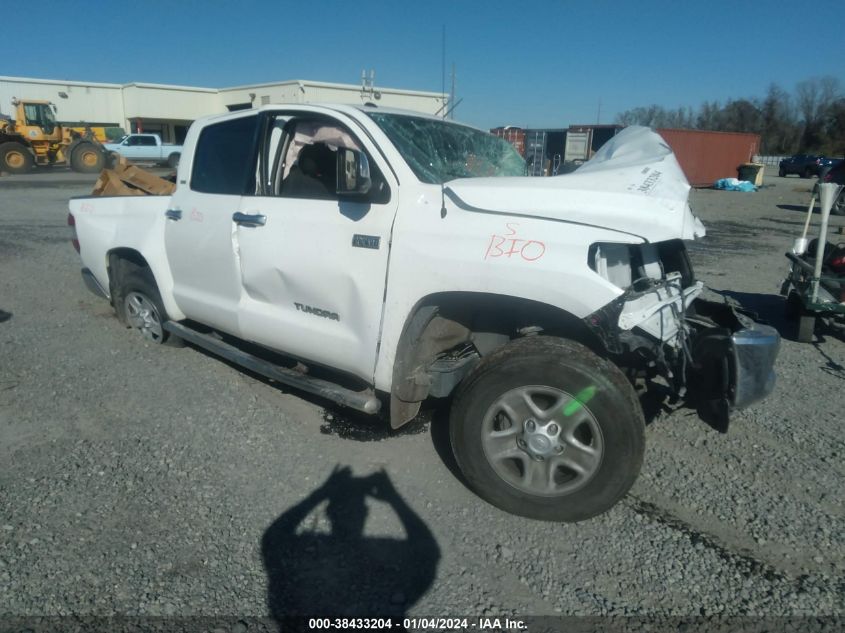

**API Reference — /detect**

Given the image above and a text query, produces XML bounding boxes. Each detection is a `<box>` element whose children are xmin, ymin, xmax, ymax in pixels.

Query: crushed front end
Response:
<box><xmin>585</xmin><ymin>239</ymin><xmax>780</xmax><ymax>430</ymax></box>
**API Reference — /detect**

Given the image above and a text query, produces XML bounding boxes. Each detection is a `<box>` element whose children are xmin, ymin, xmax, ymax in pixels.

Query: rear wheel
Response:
<box><xmin>449</xmin><ymin>336</ymin><xmax>644</xmax><ymax>522</ymax></box>
<box><xmin>70</xmin><ymin>142</ymin><xmax>105</xmax><ymax>173</ymax></box>
<box><xmin>115</xmin><ymin>266</ymin><xmax>182</xmax><ymax>346</ymax></box>
<box><xmin>167</xmin><ymin>152</ymin><xmax>180</xmax><ymax>169</ymax></box>
<box><xmin>802</xmin><ymin>167</ymin><xmax>812</xmax><ymax>179</ymax></box>
<box><xmin>778</xmin><ymin>167</ymin><xmax>786</xmax><ymax>177</ymax></box>
<box><xmin>0</xmin><ymin>142</ymin><xmax>34</xmax><ymax>174</ymax></box>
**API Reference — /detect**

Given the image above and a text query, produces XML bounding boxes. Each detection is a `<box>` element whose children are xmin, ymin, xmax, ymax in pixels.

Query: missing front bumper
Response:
<box><xmin>585</xmin><ymin>294</ymin><xmax>780</xmax><ymax>430</ymax></box>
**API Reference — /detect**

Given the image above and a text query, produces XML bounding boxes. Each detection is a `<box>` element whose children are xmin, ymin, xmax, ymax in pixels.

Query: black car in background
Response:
<box><xmin>816</xmin><ymin>160</ymin><xmax>845</xmax><ymax>215</ymax></box>
<box><xmin>779</xmin><ymin>154</ymin><xmax>829</xmax><ymax>178</ymax></box>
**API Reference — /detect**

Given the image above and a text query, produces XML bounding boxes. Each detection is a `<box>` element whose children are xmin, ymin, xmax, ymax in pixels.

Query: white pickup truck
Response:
<box><xmin>69</xmin><ymin>105</ymin><xmax>779</xmax><ymax>521</ymax></box>
<box><xmin>104</xmin><ymin>133</ymin><xmax>182</xmax><ymax>167</ymax></box>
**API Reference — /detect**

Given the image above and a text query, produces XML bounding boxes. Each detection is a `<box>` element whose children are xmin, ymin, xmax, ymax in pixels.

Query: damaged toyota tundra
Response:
<box><xmin>68</xmin><ymin>106</ymin><xmax>780</xmax><ymax>521</ymax></box>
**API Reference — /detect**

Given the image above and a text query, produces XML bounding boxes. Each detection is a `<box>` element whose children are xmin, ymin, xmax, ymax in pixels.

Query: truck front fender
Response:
<box><xmin>389</xmin><ymin>305</ymin><xmax>472</xmax><ymax>429</ymax></box>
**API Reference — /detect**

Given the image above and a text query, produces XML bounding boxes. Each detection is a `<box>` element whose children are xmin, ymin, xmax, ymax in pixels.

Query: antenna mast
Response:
<box><xmin>450</xmin><ymin>63</ymin><xmax>456</xmax><ymax>120</ymax></box>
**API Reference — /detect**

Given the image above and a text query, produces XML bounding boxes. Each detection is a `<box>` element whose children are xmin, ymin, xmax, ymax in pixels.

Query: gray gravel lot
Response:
<box><xmin>1</xmin><ymin>167</ymin><xmax>843</xmax><ymax>622</ymax></box>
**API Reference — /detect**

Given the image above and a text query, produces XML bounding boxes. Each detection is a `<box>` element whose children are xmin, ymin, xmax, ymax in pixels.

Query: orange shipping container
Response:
<box><xmin>656</xmin><ymin>128</ymin><xmax>760</xmax><ymax>187</ymax></box>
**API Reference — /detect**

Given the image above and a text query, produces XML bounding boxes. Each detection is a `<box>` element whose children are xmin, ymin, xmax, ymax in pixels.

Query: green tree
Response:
<box><xmin>614</xmin><ymin>75</ymin><xmax>842</xmax><ymax>155</ymax></box>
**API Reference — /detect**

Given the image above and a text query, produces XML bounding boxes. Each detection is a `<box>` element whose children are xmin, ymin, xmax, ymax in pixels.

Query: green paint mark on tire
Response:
<box><xmin>563</xmin><ymin>385</ymin><xmax>597</xmax><ymax>416</ymax></box>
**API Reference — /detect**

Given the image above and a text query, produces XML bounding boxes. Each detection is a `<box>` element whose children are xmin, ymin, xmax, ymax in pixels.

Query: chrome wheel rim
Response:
<box><xmin>481</xmin><ymin>385</ymin><xmax>604</xmax><ymax>497</ymax></box>
<box><xmin>124</xmin><ymin>291</ymin><xmax>164</xmax><ymax>343</ymax></box>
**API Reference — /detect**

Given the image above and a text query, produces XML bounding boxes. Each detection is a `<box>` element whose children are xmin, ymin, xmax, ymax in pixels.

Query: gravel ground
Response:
<box><xmin>1</xmin><ymin>169</ymin><xmax>843</xmax><ymax>624</ymax></box>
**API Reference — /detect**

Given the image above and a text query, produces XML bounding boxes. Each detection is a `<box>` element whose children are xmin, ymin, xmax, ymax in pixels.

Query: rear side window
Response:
<box><xmin>191</xmin><ymin>115</ymin><xmax>259</xmax><ymax>194</ymax></box>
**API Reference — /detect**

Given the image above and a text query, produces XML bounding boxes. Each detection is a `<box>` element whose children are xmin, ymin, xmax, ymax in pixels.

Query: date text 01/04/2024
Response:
<box><xmin>307</xmin><ymin>617</ymin><xmax>527</xmax><ymax>630</ymax></box>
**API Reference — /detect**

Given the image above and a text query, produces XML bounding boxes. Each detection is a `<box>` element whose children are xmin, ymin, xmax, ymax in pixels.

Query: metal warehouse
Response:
<box><xmin>0</xmin><ymin>75</ymin><xmax>447</xmax><ymax>144</ymax></box>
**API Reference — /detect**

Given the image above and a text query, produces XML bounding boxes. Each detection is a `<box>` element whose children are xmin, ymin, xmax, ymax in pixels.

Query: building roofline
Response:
<box><xmin>1</xmin><ymin>75</ymin><xmax>445</xmax><ymax>99</ymax></box>
<box><xmin>0</xmin><ymin>75</ymin><xmax>122</xmax><ymax>89</ymax></box>
<box><xmin>122</xmin><ymin>82</ymin><xmax>218</xmax><ymax>93</ymax></box>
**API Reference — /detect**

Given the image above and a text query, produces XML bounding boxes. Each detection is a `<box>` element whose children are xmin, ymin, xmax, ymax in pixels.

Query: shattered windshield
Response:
<box><xmin>367</xmin><ymin>112</ymin><xmax>525</xmax><ymax>184</ymax></box>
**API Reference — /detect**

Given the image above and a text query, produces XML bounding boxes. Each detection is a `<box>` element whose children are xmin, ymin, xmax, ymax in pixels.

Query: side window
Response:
<box><xmin>140</xmin><ymin>136</ymin><xmax>157</xmax><ymax>146</ymax></box>
<box><xmin>267</xmin><ymin>117</ymin><xmax>390</xmax><ymax>204</ymax></box>
<box><xmin>191</xmin><ymin>115</ymin><xmax>259</xmax><ymax>195</ymax></box>
<box><xmin>24</xmin><ymin>105</ymin><xmax>40</xmax><ymax>126</ymax></box>
<box><xmin>126</xmin><ymin>136</ymin><xmax>140</xmax><ymax>146</ymax></box>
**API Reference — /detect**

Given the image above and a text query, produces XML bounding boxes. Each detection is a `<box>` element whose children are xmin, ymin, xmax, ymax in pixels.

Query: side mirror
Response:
<box><xmin>336</xmin><ymin>148</ymin><xmax>371</xmax><ymax>196</ymax></box>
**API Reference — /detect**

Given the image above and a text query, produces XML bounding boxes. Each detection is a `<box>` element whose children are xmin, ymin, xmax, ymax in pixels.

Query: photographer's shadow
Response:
<box><xmin>261</xmin><ymin>467</ymin><xmax>440</xmax><ymax>624</ymax></box>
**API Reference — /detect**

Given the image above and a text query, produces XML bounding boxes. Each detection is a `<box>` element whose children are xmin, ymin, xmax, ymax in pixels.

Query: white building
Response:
<box><xmin>0</xmin><ymin>75</ymin><xmax>448</xmax><ymax>144</ymax></box>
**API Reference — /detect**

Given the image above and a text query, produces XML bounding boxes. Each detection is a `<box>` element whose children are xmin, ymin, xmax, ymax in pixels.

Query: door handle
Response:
<box><xmin>232</xmin><ymin>212</ymin><xmax>267</xmax><ymax>227</ymax></box>
<box><xmin>165</xmin><ymin>209</ymin><xmax>182</xmax><ymax>221</ymax></box>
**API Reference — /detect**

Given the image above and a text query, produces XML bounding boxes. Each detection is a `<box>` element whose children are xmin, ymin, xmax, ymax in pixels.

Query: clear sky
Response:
<box><xmin>9</xmin><ymin>0</ymin><xmax>844</xmax><ymax>130</ymax></box>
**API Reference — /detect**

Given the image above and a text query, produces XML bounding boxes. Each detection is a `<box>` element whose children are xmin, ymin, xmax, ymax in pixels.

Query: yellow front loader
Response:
<box><xmin>0</xmin><ymin>98</ymin><xmax>114</xmax><ymax>174</ymax></box>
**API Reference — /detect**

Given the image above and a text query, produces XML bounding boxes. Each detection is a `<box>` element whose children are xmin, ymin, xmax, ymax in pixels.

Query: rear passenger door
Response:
<box><xmin>233</xmin><ymin>110</ymin><xmax>399</xmax><ymax>382</ymax></box>
<box><xmin>164</xmin><ymin>113</ymin><xmax>260</xmax><ymax>336</ymax></box>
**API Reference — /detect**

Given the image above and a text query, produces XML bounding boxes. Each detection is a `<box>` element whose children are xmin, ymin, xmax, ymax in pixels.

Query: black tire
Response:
<box><xmin>802</xmin><ymin>167</ymin><xmax>812</xmax><ymax>179</ymax></box>
<box><xmin>785</xmin><ymin>290</ymin><xmax>802</xmax><ymax>321</ymax></box>
<box><xmin>113</xmin><ymin>265</ymin><xmax>182</xmax><ymax>347</ymax></box>
<box><xmin>778</xmin><ymin>168</ymin><xmax>785</xmax><ymax>177</ymax></box>
<box><xmin>797</xmin><ymin>312</ymin><xmax>815</xmax><ymax>343</ymax></box>
<box><xmin>449</xmin><ymin>336</ymin><xmax>644</xmax><ymax>522</ymax></box>
<box><xmin>70</xmin><ymin>142</ymin><xmax>105</xmax><ymax>173</ymax></box>
<box><xmin>0</xmin><ymin>142</ymin><xmax>34</xmax><ymax>174</ymax></box>
<box><xmin>832</xmin><ymin>197</ymin><xmax>845</xmax><ymax>216</ymax></box>
<box><xmin>167</xmin><ymin>152</ymin><xmax>180</xmax><ymax>169</ymax></box>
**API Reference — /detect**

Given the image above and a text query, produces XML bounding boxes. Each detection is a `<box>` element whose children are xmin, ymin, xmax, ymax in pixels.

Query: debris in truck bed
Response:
<box><xmin>91</xmin><ymin>158</ymin><xmax>175</xmax><ymax>196</ymax></box>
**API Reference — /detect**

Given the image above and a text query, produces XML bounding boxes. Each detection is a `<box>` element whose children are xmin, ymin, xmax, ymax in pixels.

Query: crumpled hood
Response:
<box><xmin>445</xmin><ymin>126</ymin><xmax>706</xmax><ymax>242</ymax></box>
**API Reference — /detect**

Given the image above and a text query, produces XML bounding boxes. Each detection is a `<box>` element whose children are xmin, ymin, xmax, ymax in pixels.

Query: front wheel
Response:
<box><xmin>70</xmin><ymin>142</ymin><xmax>105</xmax><ymax>173</ymax></box>
<box><xmin>0</xmin><ymin>142</ymin><xmax>34</xmax><ymax>174</ymax></box>
<box><xmin>449</xmin><ymin>336</ymin><xmax>644</xmax><ymax>522</ymax></box>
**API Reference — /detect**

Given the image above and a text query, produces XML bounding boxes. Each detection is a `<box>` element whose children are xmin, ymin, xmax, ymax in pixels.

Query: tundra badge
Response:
<box><xmin>294</xmin><ymin>303</ymin><xmax>340</xmax><ymax>321</ymax></box>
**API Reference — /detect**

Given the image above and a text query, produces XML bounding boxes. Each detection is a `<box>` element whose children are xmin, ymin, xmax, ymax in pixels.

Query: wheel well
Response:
<box><xmin>389</xmin><ymin>291</ymin><xmax>605</xmax><ymax>428</ymax></box>
<box><xmin>0</xmin><ymin>135</ymin><xmax>33</xmax><ymax>150</ymax></box>
<box><xmin>69</xmin><ymin>139</ymin><xmax>99</xmax><ymax>155</ymax></box>
<box><xmin>107</xmin><ymin>248</ymin><xmax>149</xmax><ymax>273</ymax></box>
<box><xmin>107</xmin><ymin>249</ymin><xmax>153</xmax><ymax>322</ymax></box>
<box><xmin>421</xmin><ymin>292</ymin><xmax>603</xmax><ymax>353</ymax></box>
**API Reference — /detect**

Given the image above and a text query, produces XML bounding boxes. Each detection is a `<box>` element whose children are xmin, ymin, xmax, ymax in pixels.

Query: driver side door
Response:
<box><xmin>233</xmin><ymin>111</ymin><xmax>399</xmax><ymax>382</ymax></box>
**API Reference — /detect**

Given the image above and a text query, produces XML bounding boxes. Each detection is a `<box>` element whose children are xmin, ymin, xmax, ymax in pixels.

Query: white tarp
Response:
<box><xmin>446</xmin><ymin>126</ymin><xmax>706</xmax><ymax>242</ymax></box>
